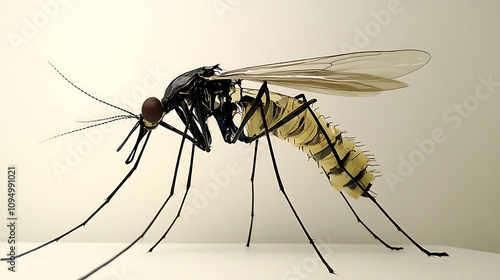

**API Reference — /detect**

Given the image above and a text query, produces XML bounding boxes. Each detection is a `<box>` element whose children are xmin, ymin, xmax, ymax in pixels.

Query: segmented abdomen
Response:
<box><xmin>239</xmin><ymin>89</ymin><xmax>375</xmax><ymax>199</ymax></box>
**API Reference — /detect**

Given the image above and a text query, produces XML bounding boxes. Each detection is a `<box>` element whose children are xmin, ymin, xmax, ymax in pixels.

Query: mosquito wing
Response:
<box><xmin>208</xmin><ymin>49</ymin><xmax>431</xmax><ymax>97</ymax></box>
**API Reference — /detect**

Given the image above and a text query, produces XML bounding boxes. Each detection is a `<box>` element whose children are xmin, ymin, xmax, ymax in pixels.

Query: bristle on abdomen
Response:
<box><xmin>240</xmin><ymin>90</ymin><xmax>376</xmax><ymax>199</ymax></box>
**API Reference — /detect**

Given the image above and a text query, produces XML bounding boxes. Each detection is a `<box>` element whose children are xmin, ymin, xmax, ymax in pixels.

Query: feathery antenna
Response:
<box><xmin>42</xmin><ymin>62</ymin><xmax>140</xmax><ymax>143</ymax></box>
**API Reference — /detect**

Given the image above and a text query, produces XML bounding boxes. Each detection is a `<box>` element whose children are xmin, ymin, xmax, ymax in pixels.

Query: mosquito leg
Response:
<box><xmin>0</xmin><ymin>129</ymin><xmax>152</xmax><ymax>263</ymax></box>
<box><xmin>245</xmin><ymin>98</ymin><xmax>317</xmax><ymax>142</ymax></box>
<box><xmin>360</xmin><ymin>193</ymin><xmax>448</xmax><ymax>257</ymax></box>
<box><xmin>231</xmin><ymin>84</ymin><xmax>317</xmax><ymax>144</ymax></box>
<box><xmin>230</xmin><ymin>81</ymin><xmax>269</xmax><ymax>144</ymax></box>
<box><xmin>339</xmin><ymin>192</ymin><xmax>403</xmax><ymax>251</ymax></box>
<box><xmin>78</xmin><ymin>102</ymin><xmax>197</xmax><ymax>279</ymax></box>
<box><xmin>235</xmin><ymin>91</ymin><xmax>402</xmax><ymax>253</ymax></box>
<box><xmin>231</xmin><ymin>87</ymin><xmax>321</xmax><ymax>249</ymax></box>
<box><xmin>230</xmin><ymin>84</ymin><xmax>318</xmax><ymax>247</ymax></box>
<box><xmin>294</xmin><ymin>94</ymin><xmax>448</xmax><ymax>257</ymax></box>
<box><xmin>246</xmin><ymin>139</ymin><xmax>258</xmax><ymax>247</ymax></box>
<box><xmin>148</xmin><ymin>143</ymin><xmax>196</xmax><ymax>252</ymax></box>
<box><xmin>258</xmin><ymin>101</ymin><xmax>335</xmax><ymax>274</ymax></box>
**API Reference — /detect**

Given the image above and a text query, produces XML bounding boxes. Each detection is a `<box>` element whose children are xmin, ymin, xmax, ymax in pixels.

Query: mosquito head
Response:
<box><xmin>141</xmin><ymin>97</ymin><xmax>165</xmax><ymax>130</ymax></box>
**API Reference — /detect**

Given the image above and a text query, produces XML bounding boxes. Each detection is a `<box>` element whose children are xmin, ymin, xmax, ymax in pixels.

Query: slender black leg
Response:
<box><xmin>78</xmin><ymin>103</ymin><xmax>197</xmax><ymax>279</ymax></box>
<box><xmin>227</xmin><ymin>84</ymin><xmax>321</xmax><ymax>249</ymax></box>
<box><xmin>229</xmin><ymin>85</ymin><xmax>317</xmax><ymax>144</ymax></box>
<box><xmin>339</xmin><ymin>192</ymin><xmax>403</xmax><ymax>251</ymax></box>
<box><xmin>245</xmin><ymin>139</ymin><xmax>258</xmax><ymax>247</ymax></box>
<box><xmin>230</xmin><ymin>81</ymin><xmax>269</xmax><ymax>144</ymax></box>
<box><xmin>294</xmin><ymin>94</ymin><xmax>448</xmax><ymax>257</ymax></box>
<box><xmin>229</xmin><ymin>88</ymin><xmax>404</xmax><ymax>254</ymax></box>
<box><xmin>359</xmin><ymin>193</ymin><xmax>448</xmax><ymax>257</ymax></box>
<box><xmin>245</xmin><ymin>99</ymin><xmax>317</xmax><ymax>142</ymax></box>
<box><xmin>258</xmin><ymin>102</ymin><xmax>335</xmax><ymax>274</ymax></box>
<box><xmin>148</xmin><ymin>142</ymin><xmax>196</xmax><ymax>252</ymax></box>
<box><xmin>0</xmin><ymin>129</ymin><xmax>152</xmax><ymax>263</ymax></box>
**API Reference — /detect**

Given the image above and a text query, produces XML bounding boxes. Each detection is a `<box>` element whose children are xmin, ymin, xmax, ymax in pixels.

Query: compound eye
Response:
<box><xmin>141</xmin><ymin>97</ymin><xmax>164</xmax><ymax>124</ymax></box>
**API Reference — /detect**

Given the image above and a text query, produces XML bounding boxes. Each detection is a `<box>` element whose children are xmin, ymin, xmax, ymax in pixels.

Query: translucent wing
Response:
<box><xmin>208</xmin><ymin>49</ymin><xmax>430</xmax><ymax>96</ymax></box>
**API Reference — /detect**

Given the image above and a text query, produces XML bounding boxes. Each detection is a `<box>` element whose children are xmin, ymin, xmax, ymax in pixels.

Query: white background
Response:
<box><xmin>1</xmin><ymin>0</ymin><xmax>499</xmax><ymax>265</ymax></box>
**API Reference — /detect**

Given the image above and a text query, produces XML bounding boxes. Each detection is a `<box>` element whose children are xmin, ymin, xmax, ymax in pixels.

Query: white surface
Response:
<box><xmin>1</xmin><ymin>243</ymin><xmax>498</xmax><ymax>280</ymax></box>
<box><xmin>0</xmin><ymin>0</ymin><xmax>500</xmax><ymax>255</ymax></box>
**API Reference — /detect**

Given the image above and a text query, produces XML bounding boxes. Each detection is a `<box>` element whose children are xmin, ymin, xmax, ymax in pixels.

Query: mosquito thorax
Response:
<box><xmin>141</xmin><ymin>97</ymin><xmax>164</xmax><ymax>130</ymax></box>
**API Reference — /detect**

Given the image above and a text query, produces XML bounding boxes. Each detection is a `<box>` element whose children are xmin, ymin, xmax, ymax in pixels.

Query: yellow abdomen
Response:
<box><xmin>239</xmin><ymin>89</ymin><xmax>375</xmax><ymax>199</ymax></box>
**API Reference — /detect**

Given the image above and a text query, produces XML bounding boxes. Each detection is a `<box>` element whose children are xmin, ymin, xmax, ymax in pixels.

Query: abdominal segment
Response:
<box><xmin>239</xmin><ymin>89</ymin><xmax>375</xmax><ymax>199</ymax></box>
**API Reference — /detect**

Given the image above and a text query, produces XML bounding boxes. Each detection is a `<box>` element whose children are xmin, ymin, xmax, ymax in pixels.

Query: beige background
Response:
<box><xmin>1</xmin><ymin>0</ymin><xmax>499</xmax><ymax>257</ymax></box>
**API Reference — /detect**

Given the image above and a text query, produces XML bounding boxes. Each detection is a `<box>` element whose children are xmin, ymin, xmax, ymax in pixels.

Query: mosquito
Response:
<box><xmin>1</xmin><ymin>49</ymin><xmax>448</xmax><ymax>279</ymax></box>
